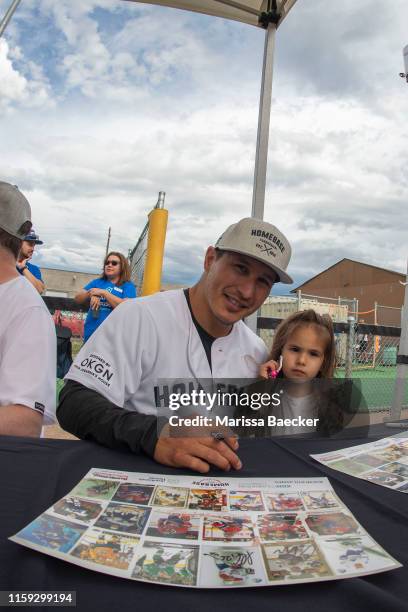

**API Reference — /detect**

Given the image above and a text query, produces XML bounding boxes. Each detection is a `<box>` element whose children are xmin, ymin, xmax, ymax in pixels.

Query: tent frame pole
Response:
<box><xmin>251</xmin><ymin>22</ymin><xmax>276</xmax><ymax>221</ymax></box>
<box><xmin>0</xmin><ymin>0</ymin><xmax>22</xmax><ymax>38</ymax></box>
<box><xmin>247</xmin><ymin>4</ymin><xmax>280</xmax><ymax>334</ymax></box>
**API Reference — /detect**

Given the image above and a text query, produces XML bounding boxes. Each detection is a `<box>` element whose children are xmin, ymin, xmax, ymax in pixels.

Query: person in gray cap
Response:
<box><xmin>0</xmin><ymin>182</ymin><xmax>56</xmax><ymax>436</ymax></box>
<box><xmin>58</xmin><ymin>218</ymin><xmax>293</xmax><ymax>471</ymax></box>
<box><xmin>16</xmin><ymin>228</ymin><xmax>45</xmax><ymax>294</ymax></box>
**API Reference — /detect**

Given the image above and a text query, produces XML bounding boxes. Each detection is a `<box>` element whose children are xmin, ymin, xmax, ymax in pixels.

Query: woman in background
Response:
<box><xmin>75</xmin><ymin>252</ymin><xmax>136</xmax><ymax>342</ymax></box>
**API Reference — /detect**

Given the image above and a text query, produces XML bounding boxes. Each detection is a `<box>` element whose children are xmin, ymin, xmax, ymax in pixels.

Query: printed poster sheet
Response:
<box><xmin>10</xmin><ymin>469</ymin><xmax>401</xmax><ymax>589</ymax></box>
<box><xmin>311</xmin><ymin>434</ymin><xmax>408</xmax><ymax>493</ymax></box>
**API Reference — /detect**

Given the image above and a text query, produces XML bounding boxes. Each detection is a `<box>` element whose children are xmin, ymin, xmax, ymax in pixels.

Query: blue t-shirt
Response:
<box><xmin>17</xmin><ymin>261</ymin><xmax>42</xmax><ymax>280</ymax></box>
<box><xmin>83</xmin><ymin>278</ymin><xmax>137</xmax><ymax>341</ymax></box>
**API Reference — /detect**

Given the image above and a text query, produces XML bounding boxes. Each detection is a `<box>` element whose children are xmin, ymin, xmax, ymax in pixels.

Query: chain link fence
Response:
<box><xmin>128</xmin><ymin>222</ymin><xmax>148</xmax><ymax>295</ymax></box>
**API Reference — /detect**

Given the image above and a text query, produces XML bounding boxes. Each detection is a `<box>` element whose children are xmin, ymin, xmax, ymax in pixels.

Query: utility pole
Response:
<box><xmin>0</xmin><ymin>0</ymin><xmax>22</xmax><ymax>38</ymax></box>
<box><xmin>105</xmin><ymin>227</ymin><xmax>111</xmax><ymax>256</ymax></box>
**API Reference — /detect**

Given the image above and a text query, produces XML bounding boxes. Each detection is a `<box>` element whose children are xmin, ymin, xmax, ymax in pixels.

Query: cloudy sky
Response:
<box><xmin>0</xmin><ymin>0</ymin><xmax>407</xmax><ymax>293</ymax></box>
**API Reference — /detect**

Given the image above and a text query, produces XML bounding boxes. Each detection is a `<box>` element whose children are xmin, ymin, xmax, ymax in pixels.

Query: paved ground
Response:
<box><xmin>43</xmin><ymin>424</ymin><xmax>77</xmax><ymax>440</ymax></box>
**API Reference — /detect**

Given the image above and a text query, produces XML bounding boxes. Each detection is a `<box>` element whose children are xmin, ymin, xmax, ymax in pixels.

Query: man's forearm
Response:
<box><xmin>57</xmin><ymin>380</ymin><xmax>158</xmax><ymax>456</ymax></box>
<box><xmin>22</xmin><ymin>268</ymin><xmax>44</xmax><ymax>294</ymax></box>
<box><xmin>0</xmin><ymin>404</ymin><xmax>42</xmax><ymax>437</ymax></box>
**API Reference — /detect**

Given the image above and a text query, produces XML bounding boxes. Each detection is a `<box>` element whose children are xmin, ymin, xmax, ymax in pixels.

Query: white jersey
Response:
<box><xmin>66</xmin><ymin>289</ymin><xmax>268</xmax><ymax>415</ymax></box>
<box><xmin>0</xmin><ymin>276</ymin><xmax>56</xmax><ymax>424</ymax></box>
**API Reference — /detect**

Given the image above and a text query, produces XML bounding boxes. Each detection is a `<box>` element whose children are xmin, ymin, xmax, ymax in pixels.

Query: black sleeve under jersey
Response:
<box><xmin>57</xmin><ymin>380</ymin><xmax>158</xmax><ymax>457</ymax></box>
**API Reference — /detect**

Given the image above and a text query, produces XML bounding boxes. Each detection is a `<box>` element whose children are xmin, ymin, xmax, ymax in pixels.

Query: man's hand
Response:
<box><xmin>16</xmin><ymin>258</ymin><xmax>29</xmax><ymax>270</ymax></box>
<box><xmin>154</xmin><ymin>433</ymin><xmax>242</xmax><ymax>474</ymax></box>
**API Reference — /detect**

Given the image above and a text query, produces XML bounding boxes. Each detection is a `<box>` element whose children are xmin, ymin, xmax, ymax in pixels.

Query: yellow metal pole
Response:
<box><xmin>141</xmin><ymin>208</ymin><xmax>168</xmax><ymax>296</ymax></box>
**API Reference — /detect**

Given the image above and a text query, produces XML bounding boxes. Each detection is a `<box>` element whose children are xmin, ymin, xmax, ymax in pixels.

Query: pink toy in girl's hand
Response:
<box><xmin>267</xmin><ymin>355</ymin><xmax>283</xmax><ymax>379</ymax></box>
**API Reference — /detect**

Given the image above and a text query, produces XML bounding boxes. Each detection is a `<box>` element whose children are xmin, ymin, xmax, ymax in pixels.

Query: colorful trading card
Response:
<box><xmin>265</xmin><ymin>492</ymin><xmax>304</xmax><ymax>513</ymax></box>
<box><xmin>70</xmin><ymin>478</ymin><xmax>119</xmax><ymax>501</ymax></box>
<box><xmin>200</xmin><ymin>546</ymin><xmax>266</xmax><ymax>587</ymax></box>
<box><xmin>146</xmin><ymin>511</ymin><xmax>200</xmax><ymax>540</ymax></box>
<box><xmin>203</xmin><ymin>514</ymin><xmax>255</xmax><ymax>542</ymax></box>
<box><xmin>396</xmin><ymin>439</ymin><xmax>408</xmax><ymax>452</ymax></box>
<box><xmin>52</xmin><ymin>497</ymin><xmax>104</xmax><ymax>523</ymax></box>
<box><xmin>152</xmin><ymin>486</ymin><xmax>189</xmax><ymax>508</ymax></box>
<box><xmin>350</xmin><ymin>453</ymin><xmax>388</xmax><ymax>468</ymax></box>
<box><xmin>112</xmin><ymin>484</ymin><xmax>155</xmax><ymax>505</ymax></box>
<box><xmin>257</xmin><ymin>513</ymin><xmax>308</xmax><ymax>541</ymax></box>
<box><xmin>229</xmin><ymin>490</ymin><xmax>264</xmax><ymax>512</ymax></box>
<box><xmin>373</xmin><ymin>443</ymin><xmax>408</xmax><ymax>463</ymax></box>
<box><xmin>70</xmin><ymin>528</ymin><xmax>139</xmax><ymax>570</ymax></box>
<box><xmin>94</xmin><ymin>502</ymin><xmax>150</xmax><ymax>535</ymax></box>
<box><xmin>188</xmin><ymin>489</ymin><xmax>227</xmax><ymax>512</ymax></box>
<box><xmin>380</xmin><ymin>462</ymin><xmax>408</xmax><ymax>478</ymax></box>
<box><xmin>314</xmin><ymin>453</ymin><xmax>345</xmax><ymax>463</ymax></box>
<box><xmin>325</xmin><ymin>459</ymin><xmax>370</xmax><ymax>476</ymax></box>
<box><xmin>16</xmin><ymin>514</ymin><xmax>86</xmax><ymax>553</ymax></box>
<box><xmin>262</xmin><ymin>541</ymin><xmax>332</xmax><ymax>581</ymax></box>
<box><xmin>305</xmin><ymin>512</ymin><xmax>360</xmax><ymax>537</ymax></box>
<box><xmin>395</xmin><ymin>481</ymin><xmax>408</xmax><ymax>492</ymax></box>
<box><xmin>322</xmin><ymin>536</ymin><xmax>398</xmax><ymax>575</ymax></box>
<box><xmin>132</xmin><ymin>541</ymin><xmax>199</xmax><ymax>586</ymax></box>
<box><xmin>363</xmin><ymin>471</ymin><xmax>405</xmax><ymax>487</ymax></box>
<box><xmin>302</xmin><ymin>491</ymin><xmax>341</xmax><ymax>511</ymax></box>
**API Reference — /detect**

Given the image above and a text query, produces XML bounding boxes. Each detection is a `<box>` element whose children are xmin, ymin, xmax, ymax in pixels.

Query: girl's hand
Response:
<box><xmin>259</xmin><ymin>359</ymin><xmax>280</xmax><ymax>379</ymax></box>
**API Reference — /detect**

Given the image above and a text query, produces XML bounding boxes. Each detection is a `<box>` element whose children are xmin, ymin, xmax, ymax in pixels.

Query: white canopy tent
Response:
<box><xmin>125</xmin><ymin>0</ymin><xmax>297</xmax><ymax>28</ymax></box>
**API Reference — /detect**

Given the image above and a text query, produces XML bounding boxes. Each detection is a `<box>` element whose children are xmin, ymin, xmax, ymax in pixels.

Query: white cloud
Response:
<box><xmin>0</xmin><ymin>39</ymin><xmax>54</xmax><ymax>111</ymax></box>
<box><xmin>0</xmin><ymin>0</ymin><xmax>407</xmax><ymax>289</ymax></box>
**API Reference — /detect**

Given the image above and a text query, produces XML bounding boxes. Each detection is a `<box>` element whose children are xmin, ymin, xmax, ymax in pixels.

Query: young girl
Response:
<box><xmin>258</xmin><ymin>309</ymin><xmax>343</xmax><ymax>436</ymax></box>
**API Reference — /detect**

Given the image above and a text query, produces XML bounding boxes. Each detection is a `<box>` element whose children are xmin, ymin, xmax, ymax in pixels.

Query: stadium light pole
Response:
<box><xmin>0</xmin><ymin>0</ymin><xmax>22</xmax><ymax>38</ymax></box>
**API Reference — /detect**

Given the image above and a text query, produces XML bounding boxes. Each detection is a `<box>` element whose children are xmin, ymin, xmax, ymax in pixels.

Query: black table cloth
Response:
<box><xmin>0</xmin><ymin>430</ymin><xmax>407</xmax><ymax>612</ymax></box>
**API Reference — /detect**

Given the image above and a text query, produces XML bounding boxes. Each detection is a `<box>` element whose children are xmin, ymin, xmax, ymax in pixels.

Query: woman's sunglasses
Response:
<box><xmin>105</xmin><ymin>260</ymin><xmax>120</xmax><ymax>266</ymax></box>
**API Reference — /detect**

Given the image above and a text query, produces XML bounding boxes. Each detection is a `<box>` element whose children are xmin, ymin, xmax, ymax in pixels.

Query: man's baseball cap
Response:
<box><xmin>215</xmin><ymin>217</ymin><xmax>293</xmax><ymax>284</ymax></box>
<box><xmin>23</xmin><ymin>229</ymin><xmax>43</xmax><ymax>244</ymax></box>
<box><xmin>0</xmin><ymin>182</ymin><xmax>31</xmax><ymax>239</ymax></box>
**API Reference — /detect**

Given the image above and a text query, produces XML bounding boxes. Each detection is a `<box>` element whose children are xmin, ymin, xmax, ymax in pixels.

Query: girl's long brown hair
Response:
<box><xmin>101</xmin><ymin>251</ymin><xmax>131</xmax><ymax>286</ymax></box>
<box><xmin>270</xmin><ymin>309</ymin><xmax>336</xmax><ymax>378</ymax></box>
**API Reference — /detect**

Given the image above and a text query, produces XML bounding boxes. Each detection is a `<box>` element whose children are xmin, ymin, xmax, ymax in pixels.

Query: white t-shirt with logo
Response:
<box><xmin>0</xmin><ymin>276</ymin><xmax>56</xmax><ymax>424</ymax></box>
<box><xmin>272</xmin><ymin>392</ymin><xmax>318</xmax><ymax>436</ymax></box>
<box><xmin>66</xmin><ymin>289</ymin><xmax>268</xmax><ymax>414</ymax></box>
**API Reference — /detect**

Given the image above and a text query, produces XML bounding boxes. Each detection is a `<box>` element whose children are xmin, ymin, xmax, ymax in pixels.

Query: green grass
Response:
<box><xmin>336</xmin><ymin>365</ymin><xmax>408</xmax><ymax>411</ymax></box>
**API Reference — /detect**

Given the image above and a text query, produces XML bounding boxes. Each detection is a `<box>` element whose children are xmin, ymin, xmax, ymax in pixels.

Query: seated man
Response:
<box><xmin>58</xmin><ymin>218</ymin><xmax>293</xmax><ymax>471</ymax></box>
<box><xmin>0</xmin><ymin>182</ymin><xmax>56</xmax><ymax>437</ymax></box>
<box><xmin>16</xmin><ymin>228</ymin><xmax>45</xmax><ymax>294</ymax></box>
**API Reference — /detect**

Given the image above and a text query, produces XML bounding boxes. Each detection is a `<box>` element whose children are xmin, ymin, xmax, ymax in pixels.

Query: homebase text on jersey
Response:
<box><xmin>168</xmin><ymin>415</ymin><xmax>319</xmax><ymax>428</ymax></box>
